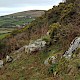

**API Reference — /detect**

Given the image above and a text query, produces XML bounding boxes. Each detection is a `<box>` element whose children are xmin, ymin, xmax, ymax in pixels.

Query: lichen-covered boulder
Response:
<box><xmin>25</xmin><ymin>39</ymin><xmax>46</xmax><ymax>54</ymax></box>
<box><xmin>63</xmin><ymin>37</ymin><xmax>80</xmax><ymax>59</ymax></box>
<box><xmin>25</xmin><ymin>44</ymin><xmax>38</xmax><ymax>53</ymax></box>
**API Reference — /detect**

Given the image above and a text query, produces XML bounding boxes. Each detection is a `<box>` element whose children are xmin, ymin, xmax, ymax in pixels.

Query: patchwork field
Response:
<box><xmin>0</xmin><ymin>28</ymin><xmax>15</xmax><ymax>39</ymax></box>
<box><xmin>0</xmin><ymin>10</ymin><xmax>45</xmax><ymax>28</ymax></box>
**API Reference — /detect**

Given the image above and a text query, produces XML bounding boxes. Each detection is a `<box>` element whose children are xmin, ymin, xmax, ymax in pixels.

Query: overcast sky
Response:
<box><xmin>0</xmin><ymin>0</ymin><xmax>62</xmax><ymax>16</ymax></box>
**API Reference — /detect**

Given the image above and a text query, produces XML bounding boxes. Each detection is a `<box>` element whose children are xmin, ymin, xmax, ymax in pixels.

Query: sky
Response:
<box><xmin>0</xmin><ymin>0</ymin><xmax>62</xmax><ymax>16</ymax></box>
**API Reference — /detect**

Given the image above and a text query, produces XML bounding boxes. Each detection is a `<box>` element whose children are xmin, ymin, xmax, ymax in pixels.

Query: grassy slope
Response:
<box><xmin>0</xmin><ymin>34</ymin><xmax>9</xmax><ymax>40</ymax></box>
<box><xmin>1</xmin><ymin>38</ymin><xmax>80</xmax><ymax>80</ymax></box>
<box><xmin>0</xmin><ymin>0</ymin><xmax>80</xmax><ymax>80</ymax></box>
<box><xmin>0</xmin><ymin>45</ymin><xmax>61</xmax><ymax>80</ymax></box>
<box><xmin>10</xmin><ymin>10</ymin><xmax>45</xmax><ymax>17</ymax></box>
<box><xmin>0</xmin><ymin>50</ymin><xmax>48</xmax><ymax>79</ymax></box>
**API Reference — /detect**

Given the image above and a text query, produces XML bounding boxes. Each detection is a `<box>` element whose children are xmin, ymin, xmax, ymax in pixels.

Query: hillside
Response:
<box><xmin>9</xmin><ymin>10</ymin><xmax>45</xmax><ymax>17</ymax></box>
<box><xmin>0</xmin><ymin>0</ymin><xmax>80</xmax><ymax>80</ymax></box>
<box><xmin>0</xmin><ymin>10</ymin><xmax>45</xmax><ymax>28</ymax></box>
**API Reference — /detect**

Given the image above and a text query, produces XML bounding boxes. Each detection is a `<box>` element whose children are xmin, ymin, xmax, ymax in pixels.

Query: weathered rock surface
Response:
<box><xmin>0</xmin><ymin>60</ymin><xmax>3</xmax><ymax>68</ymax></box>
<box><xmin>6</xmin><ymin>55</ymin><xmax>13</xmax><ymax>62</ymax></box>
<box><xmin>63</xmin><ymin>37</ymin><xmax>80</xmax><ymax>59</ymax></box>
<box><xmin>13</xmin><ymin>46</ymin><xmax>25</xmax><ymax>54</ymax></box>
<box><xmin>25</xmin><ymin>39</ymin><xmax>46</xmax><ymax>53</ymax></box>
<box><xmin>12</xmin><ymin>39</ymin><xmax>46</xmax><ymax>54</ymax></box>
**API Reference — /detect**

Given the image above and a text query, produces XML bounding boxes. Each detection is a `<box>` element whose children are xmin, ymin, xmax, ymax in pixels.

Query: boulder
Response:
<box><xmin>0</xmin><ymin>60</ymin><xmax>3</xmax><ymax>68</ymax></box>
<box><xmin>63</xmin><ymin>37</ymin><xmax>80</xmax><ymax>59</ymax></box>
<box><xmin>25</xmin><ymin>44</ymin><xmax>38</xmax><ymax>53</ymax></box>
<box><xmin>6</xmin><ymin>55</ymin><xmax>13</xmax><ymax>62</ymax></box>
<box><xmin>28</xmin><ymin>44</ymin><xmax>38</xmax><ymax>53</ymax></box>
<box><xmin>25</xmin><ymin>39</ymin><xmax>46</xmax><ymax>54</ymax></box>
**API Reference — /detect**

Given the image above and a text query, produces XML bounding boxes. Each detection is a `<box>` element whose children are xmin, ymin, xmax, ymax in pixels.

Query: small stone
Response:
<box><xmin>0</xmin><ymin>60</ymin><xmax>3</xmax><ymax>68</ymax></box>
<box><xmin>44</xmin><ymin>56</ymin><xmax>56</xmax><ymax>66</ymax></box>
<box><xmin>6</xmin><ymin>55</ymin><xmax>13</xmax><ymax>62</ymax></box>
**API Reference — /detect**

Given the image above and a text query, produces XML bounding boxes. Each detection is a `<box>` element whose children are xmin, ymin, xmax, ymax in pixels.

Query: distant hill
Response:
<box><xmin>9</xmin><ymin>10</ymin><xmax>45</xmax><ymax>17</ymax></box>
<box><xmin>0</xmin><ymin>10</ymin><xmax>45</xmax><ymax>28</ymax></box>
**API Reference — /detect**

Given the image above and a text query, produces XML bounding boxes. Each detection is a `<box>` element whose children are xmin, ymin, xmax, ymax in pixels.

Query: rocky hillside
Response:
<box><xmin>0</xmin><ymin>0</ymin><xmax>80</xmax><ymax>80</ymax></box>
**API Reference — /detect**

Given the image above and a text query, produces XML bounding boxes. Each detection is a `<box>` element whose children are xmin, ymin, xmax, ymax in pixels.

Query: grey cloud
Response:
<box><xmin>0</xmin><ymin>0</ymin><xmax>54</xmax><ymax>7</ymax></box>
<box><xmin>0</xmin><ymin>0</ymin><xmax>62</xmax><ymax>16</ymax></box>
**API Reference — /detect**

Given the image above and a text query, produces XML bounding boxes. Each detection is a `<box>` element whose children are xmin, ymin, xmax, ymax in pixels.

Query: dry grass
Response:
<box><xmin>0</xmin><ymin>50</ymin><xmax>52</xmax><ymax>80</ymax></box>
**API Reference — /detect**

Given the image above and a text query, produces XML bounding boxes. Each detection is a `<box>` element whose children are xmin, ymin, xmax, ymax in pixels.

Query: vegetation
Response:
<box><xmin>0</xmin><ymin>0</ymin><xmax>80</xmax><ymax>80</ymax></box>
<box><xmin>0</xmin><ymin>28</ymin><xmax>15</xmax><ymax>40</ymax></box>
<box><xmin>0</xmin><ymin>10</ymin><xmax>45</xmax><ymax>28</ymax></box>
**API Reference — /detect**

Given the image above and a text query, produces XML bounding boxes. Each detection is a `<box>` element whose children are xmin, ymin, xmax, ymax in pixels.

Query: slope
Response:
<box><xmin>0</xmin><ymin>0</ymin><xmax>80</xmax><ymax>80</ymax></box>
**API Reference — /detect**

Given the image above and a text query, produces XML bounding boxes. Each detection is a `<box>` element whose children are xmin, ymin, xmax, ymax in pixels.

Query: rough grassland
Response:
<box><xmin>0</xmin><ymin>45</ymin><xmax>60</xmax><ymax>80</ymax></box>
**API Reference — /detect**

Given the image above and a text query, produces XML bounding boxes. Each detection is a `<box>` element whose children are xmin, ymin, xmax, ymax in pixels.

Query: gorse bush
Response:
<box><xmin>49</xmin><ymin>22</ymin><xmax>61</xmax><ymax>39</ymax></box>
<box><xmin>60</xmin><ymin>3</ymin><xmax>75</xmax><ymax>24</ymax></box>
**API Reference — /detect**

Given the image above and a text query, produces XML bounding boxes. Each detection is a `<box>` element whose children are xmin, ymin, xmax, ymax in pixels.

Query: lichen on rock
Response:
<box><xmin>63</xmin><ymin>37</ymin><xmax>80</xmax><ymax>59</ymax></box>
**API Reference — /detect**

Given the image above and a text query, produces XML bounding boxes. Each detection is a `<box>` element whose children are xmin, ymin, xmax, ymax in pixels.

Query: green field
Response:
<box><xmin>0</xmin><ymin>28</ymin><xmax>15</xmax><ymax>39</ymax></box>
<box><xmin>0</xmin><ymin>10</ymin><xmax>45</xmax><ymax>28</ymax></box>
<box><xmin>0</xmin><ymin>33</ymin><xmax>9</xmax><ymax>39</ymax></box>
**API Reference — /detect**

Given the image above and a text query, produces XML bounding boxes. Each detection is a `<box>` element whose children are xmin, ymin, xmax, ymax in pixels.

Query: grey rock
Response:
<box><xmin>44</xmin><ymin>56</ymin><xmax>56</xmax><ymax>66</ymax></box>
<box><xmin>0</xmin><ymin>60</ymin><xmax>3</xmax><ymax>68</ymax></box>
<box><xmin>63</xmin><ymin>37</ymin><xmax>80</xmax><ymax>59</ymax></box>
<box><xmin>6</xmin><ymin>55</ymin><xmax>13</xmax><ymax>62</ymax></box>
<box><xmin>25</xmin><ymin>39</ymin><xmax>46</xmax><ymax>53</ymax></box>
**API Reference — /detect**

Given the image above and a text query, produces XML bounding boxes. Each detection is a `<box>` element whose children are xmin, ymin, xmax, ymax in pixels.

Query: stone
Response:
<box><xmin>6</xmin><ymin>55</ymin><xmax>13</xmax><ymax>62</ymax></box>
<box><xmin>24</xmin><ymin>46</ymin><xmax>29</xmax><ymax>53</ymax></box>
<box><xmin>25</xmin><ymin>39</ymin><xmax>46</xmax><ymax>54</ymax></box>
<box><xmin>0</xmin><ymin>60</ymin><xmax>3</xmax><ymax>68</ymax></box>
<box><xmin>44</xmin><ymin>56</ymin><xmax>56</xmax><ymax>66</ymax></box>
<box><xmin>46</xmin><ymin>31</ymin><xmax>50</xmax><ymax>35</ymax></box>
<box><xmin>63</xmin><ymin>37</ymin><xmax>80</xmax><ymax>59</ymax></box>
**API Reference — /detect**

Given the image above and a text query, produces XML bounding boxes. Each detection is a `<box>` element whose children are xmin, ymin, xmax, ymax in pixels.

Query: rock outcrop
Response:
<box><xmin>25</xmin><ymin>39</ymin><xmax>46</xmax><ymax>53</ymax></box>
<box><xmin>0</xmin><ymin>38</ymin><xmax>46</xmax><ymax>68</ymax></box>
<box><xmin>63</xmin><ymin>37</ymin><xmax>80</xmax><ymax>59</ymax></box>
<box><xmin>13</xmin><ymin>39</ymin><xmax>46</xmax><ymax>54</ymax></box>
